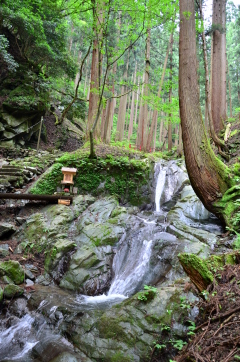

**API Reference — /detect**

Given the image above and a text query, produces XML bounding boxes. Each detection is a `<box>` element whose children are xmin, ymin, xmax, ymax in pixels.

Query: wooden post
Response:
<box><xmin>37</xmin><ymin>117</ymin><xmax>43</xmax><ymax>152</ymax></box>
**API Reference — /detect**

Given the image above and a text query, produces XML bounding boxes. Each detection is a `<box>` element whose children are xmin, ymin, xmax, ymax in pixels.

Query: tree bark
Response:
<box><xmin>137</xmin><ymin>28</ymin><xmax>150</xmax><ymax>151</ymax></box>
<box><xmin>210</xmin><ymin>0</ymin><xmax>227</xmax><ymax>134</ymax></box>
<box><xmin>198</xmin><ymin>0</ymin><xmax>228</xmax><ymax>158</ymax></box>
<box><xmin>168</xmin><ymin>34</ymin><xmax>173</xmax><ymax>151</ymax></box>
<box><xmin>128</xmin><ymin>62</ymin><xmax>137</xmax><ymax>140</ymax></box>
<box><xmin>179</xmin><ymin>0</ymin><xmax>230</xmax><ymax>221</ymax></box>
<box><xmin>115</xmin><ymin>50</ymin><xmax>130</xmax><ymax>141</ymax></box>
<box><xmin>227</xmin><ymin>61</ymin><xmax>233</xmax><ymax>118</ymax></box>
<box><xmin>134</xmin><ymin>76</ymin><xmax>140</xmax><ymax>125</ymax></box>
<box><xmin>146</xmin><ymin>32</ymin><xmax>173</xmax><ymax>151</ymax></box>
<box><xmin>87</xmin><ymin>0</ymin><xmax>103</xmax><ymax>139</ymax></box>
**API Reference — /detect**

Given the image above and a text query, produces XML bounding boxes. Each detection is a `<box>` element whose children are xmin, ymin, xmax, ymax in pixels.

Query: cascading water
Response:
<box><xmin>0</xmin><ymin>160</ymin><xmax>221</xmax><ymax>361</ymax></box>
<box><xmin>155</xmin><ymin>163</ymin><xmax>166</xmax><ymax>212</ymax></box>
<box><xmin>108</xmin><ymin>239</ymin><xmax>153</xmax><ymax>296</ymax></box>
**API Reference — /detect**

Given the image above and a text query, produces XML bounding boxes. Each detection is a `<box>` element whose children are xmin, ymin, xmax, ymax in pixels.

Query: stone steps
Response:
<box><xmin>0</xmin><ymin>164</ymin><xmax>38</xmax><ymax>191</ymax></box>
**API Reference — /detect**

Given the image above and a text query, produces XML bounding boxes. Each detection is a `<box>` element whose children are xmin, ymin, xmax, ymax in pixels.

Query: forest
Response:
<box><xmin>2</xmin><ymin>0</ymin><xmax>240</xmax><ymax>361</ymax></box>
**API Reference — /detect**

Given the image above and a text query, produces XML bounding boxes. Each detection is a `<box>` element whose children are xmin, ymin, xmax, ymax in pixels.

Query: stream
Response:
<box><xmin>0</xmin><ymin>160</ymin><xmax>223</xmax><ymax>362</ymax></box>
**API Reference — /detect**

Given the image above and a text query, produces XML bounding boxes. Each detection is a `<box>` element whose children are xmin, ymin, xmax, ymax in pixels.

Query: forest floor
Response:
<box><xmin>175</xmin><ymin>264</ymin><xmax>240</xmax><ymax>362</ymax></box>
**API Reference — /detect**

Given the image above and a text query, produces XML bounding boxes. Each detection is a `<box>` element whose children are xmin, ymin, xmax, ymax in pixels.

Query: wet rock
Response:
<box><xmin>72</xmin><ymin>194</ymin><xmax>96</xmax><ymax>218</ymax></box>
<box><xmin>35</xmin><ymin>273</ymin><xmax>51</xmax><ymax>286</ymax></box>
<box><xmin>15</xmin><ymin>217</ymin><xmax>26</xmax><ymax>225</ymax></box>
<box><xmin>2</xmin><ymin>275</ymin><xmax>14</xmax><ymax>284</ymax></box>
<box><xmin>77</xmin><ymin>196</ymin><xmax>118</xmax><ymax>230</ymax></box>
<box><xmin>0</xmin><ymin>260</ymin><xmax>24</xmax><ymax>284</ymax></box>
<box><xmin>49</xmin><ymin>352</ymin><xmax>81</xmax><ymax>362</ymax></box>
<box><xmin>24</xmin><ymin>268</ymin><xmax>35</xmax><ymax>280</ymax></box>
<box><xmin>0</xmin><ymin>222</ymin><xmax>16</xmax><ymax>238</ymax></box>
<box><xmin>0</xmin><ymin>243</ymin><xmax>9</xmax><ymax>257</ymax></box>
<box><xmin>9</xmin><ymin>298</ymin><xmax>28</xmax><ymax>317</ymax></box>
<box><xmin>67</xmin><ymin>286</ymin><xmax>197</xmax><ymax>362</ymax></box>
<box><xmin>31</xmin><ymin>335</ymin><xmax>75</xmax><ymax>362</ymax></box>
<box><xmin>25</xmin><ymin>279</ymin><xmax>34</xmax><ymax>286</ymax></box>
<box><xmin>4</xmin><ymin>284</ymin><xmax>24</xmax><ymax>298</ymax></box>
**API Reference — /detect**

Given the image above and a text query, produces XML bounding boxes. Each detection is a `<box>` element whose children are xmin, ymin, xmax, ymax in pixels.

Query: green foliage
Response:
<box><xmin>138</xmin><ymin>285</ymin><xmax>158</xmax><ymax>302</ymax></box>
<box><xmin>30</xmin><ymin>163</ymin><xmax>63</xmax><ymax>195</ymax></box>
<box><xmin>0</xmin><ymin>35</ymin><xmax>18</xmax><ymax>72</ymax></box>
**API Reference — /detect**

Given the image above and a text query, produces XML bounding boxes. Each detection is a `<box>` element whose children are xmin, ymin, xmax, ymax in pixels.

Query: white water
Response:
<box><xmin>155</xmin><ymin>165</ymin><xmax>166</xmax><ymax>212</ymax></box>
<box><xmin>0</xmin><ymin>315</ymin><xmax>38</xmax><ymax>360</ymax></box>
<box><xmin>108</xmin><ymin>239</ymin><xmax>153</xmax><ymax>296</ymax></box>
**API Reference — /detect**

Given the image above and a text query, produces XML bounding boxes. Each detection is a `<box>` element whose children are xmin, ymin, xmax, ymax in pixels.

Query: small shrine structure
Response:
<box><xmin>61</xmin><ymin>167</ymin><xmax>77</xmax><ymax>187</ymax></box>
<box><xmin>57</xmin><ymin>167</ymin><xmax>77</xmax><ymax>205</ymax></box>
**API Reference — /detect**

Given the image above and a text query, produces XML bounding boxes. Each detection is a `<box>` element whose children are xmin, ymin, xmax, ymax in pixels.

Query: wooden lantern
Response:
<box><xmin>61</xmin><ymin>167</ymin><xmax>77</xmax><ymax>185</ymax></box>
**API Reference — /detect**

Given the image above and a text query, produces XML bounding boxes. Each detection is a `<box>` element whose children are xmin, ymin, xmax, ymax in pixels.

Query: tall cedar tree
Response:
<box><xmin>179</xmin><ymin>0</ymin><xmax>232</xmax><ymax>225</ymax></box>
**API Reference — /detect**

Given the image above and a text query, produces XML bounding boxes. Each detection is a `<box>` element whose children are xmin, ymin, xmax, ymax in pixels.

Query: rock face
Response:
<box><xmin>0</xmin><ymin>160</ymin><xmax>228</xmax><ymax>362</ymax></box>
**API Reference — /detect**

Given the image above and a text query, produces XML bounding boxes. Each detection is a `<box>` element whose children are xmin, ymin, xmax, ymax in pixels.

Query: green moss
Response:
<box><xmin>0</xmin><ymin>261</ymin><xmax>24</xmax><ymax>285</ymax></box>
<box><xmin>230</xmin><ymin>129</ymin><xmax>238</xmax><ymax>138</ymax></box>
<box><xmin>97</xmin><ymin>315</ymin><xmax>135</xmax><ymax>347</ymax></box>
<box><xmin>178</xmin><ymin>253</ymin><xmax>214</xmax><ymax>285</ymax></box>
<box><xmin>105</xmin><ymin>352</ymin><xmax>133</xmax><ymax>362</ymax></box>
<box><xmin>206</xmin><ymin>255</ymin><xmax>224</xmax><ymax>273</ymax></box>
<box><xmin>30</xmin><ymin>163</ymin><xmax>63</xmax><ymax>195</ymax></box>
<box><xmin>4</xmin><ymin>284</ymin><xmax>24</xmax><ymax>298</ymax></box>
<box><xmin>30</xmin><ymin>150</ymin><xmax>153</xmax><ymax>205</ymax></box>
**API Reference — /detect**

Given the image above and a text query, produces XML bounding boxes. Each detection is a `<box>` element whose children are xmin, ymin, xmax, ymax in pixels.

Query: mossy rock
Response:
<box><xmin>81</xmin><ymin>223</ymin><xmax>124</xmax><ymax>247</ymax></box>
<box><xmin>3</xmin><ymin>284</ymin><xmax>24</xmax><ymax>298</ymax></box>
<box><xmin>44</xmin><ymin>239</ymin><xmax>77</xmax><ymax>272</ymax></box>
<box><xmin>0</xmin><ymin>260</ymin><xmax>24</xmax><ymax>284</ymax></box>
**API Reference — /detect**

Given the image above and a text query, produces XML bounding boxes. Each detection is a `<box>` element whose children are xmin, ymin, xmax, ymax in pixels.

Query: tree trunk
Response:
<box><xmin>227</xmin><ymin>61</ymin><xmax>233</xmax><ymax>118</ymax></box>
<box><xmin>87</xmin><ymin>0</ymin><xmax>103</xmax><ymax>139</ymax></box>
<box><xmin>87</xmin><ymin>38</ymin><xmax>100</xmax><ymax>137</ymax></box>
<box><xmin>168</xmin><ymin>34</ymin><xmax>173</xmax><ymax>151</ymax></box>
<box><xmin>146</xmin><ymin>32</ymin><xmax>173</xmax><ymax>151</ymax></box>
<box><xmin>137</xmin><ymin>28</ymin><xmax>150</xmax><ymax>151</ymax></box>
<box><xmin>115</xmin><ymin>50</ymin><xmax>130</xmax><ymax>141</ymax></box>
<box><xmin>198</xmin><ymin>0</ymin><xmax>228</xmax><ymax>158</ymax></box>
<box><xmin>210</xmin><ymin>0</ymin><xmax>227</xmax><ymax>134</ymax></box>
<box><xmin>174</xmin><ymin>125</ymin><xmax>178</xmax><ymax>147</ymax></box>
<box><xmin>179</xmin><ymin>0</ymin><xmax>230</xmax><ymax>222</ymax></box>
<box><xmin>128</xmin><ymin>62</ymin><xmax>137</xmax><ymax>140</ymax></box>
<box><xmin>134</xmin><ymin>76</ymin><xmax>140</xmax><ymax>125</ymax></box>
<box><xmin>74</xmin><ymin>51</ymin><xmax>83</xmax><ymax>90</ymax></box>
<box><xmin>83</xmin><ymin>56</ymin><xmax>89</xmax><ymax>96</ymax></box>
<box><xmin>177</xmin><ymin>123</ymin><xmax>183</xmax><ymax>157</ymax></box>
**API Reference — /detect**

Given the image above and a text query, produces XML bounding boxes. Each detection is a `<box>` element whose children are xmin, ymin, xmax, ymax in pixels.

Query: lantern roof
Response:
<box><xmin>61</xmin><ymin>167</ymin><xmax>77</xmax><ymax>174</ymax></box>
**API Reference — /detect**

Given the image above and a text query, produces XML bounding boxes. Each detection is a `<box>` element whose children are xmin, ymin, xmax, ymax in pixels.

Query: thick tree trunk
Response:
<box><xmin>179</xmin><ymin>0</ymin><xmax>230</xmax><ymax>222</ymax></box>
<box><xmin>198</xmin><ymin>0</ymin><xmax>228</xmax><ymax>158</ymax></box>
<box><xmin>177</xmin><ymin>123</ymin><xmax>183</xmax><ymax>157</ymax></box>
<box><xmin>210</xmin><ymin>0</ymin><xmax>227</xmax><ymax>134</ymax></box>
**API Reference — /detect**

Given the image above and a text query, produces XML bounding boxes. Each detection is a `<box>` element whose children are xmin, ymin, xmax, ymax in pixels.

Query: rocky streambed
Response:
<box><xmin>0</xmin><ymin>160</ymin><xmax>234</xmax><ymax>362</ymax></box>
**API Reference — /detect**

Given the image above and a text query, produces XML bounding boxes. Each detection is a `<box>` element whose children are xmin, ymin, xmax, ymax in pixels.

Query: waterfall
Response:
<box><xmin>108</xmin><ymin>238</ymin><xmax>153</xmax><ymax>296</ymax></box>
<box><xmin>0</xmin><ymin>315</ymin><xmax>38</xmax><ymax>360</ymax></box>
<box><xmin>155</xmin><ymin>163</ymin><xmax>166</xmax><ymax>212</ymax></box>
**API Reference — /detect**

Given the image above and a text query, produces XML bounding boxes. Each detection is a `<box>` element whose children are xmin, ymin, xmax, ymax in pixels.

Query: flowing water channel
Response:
<box><xmin>0</xmin><ymin>161</ymin><xmax>223</xmax><ymax>361</ymax></box>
